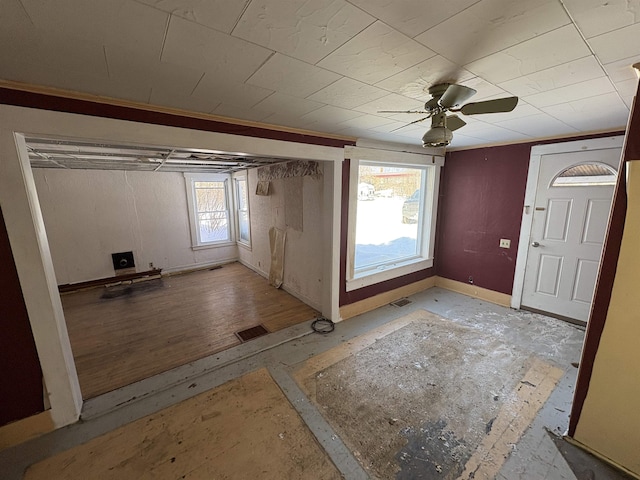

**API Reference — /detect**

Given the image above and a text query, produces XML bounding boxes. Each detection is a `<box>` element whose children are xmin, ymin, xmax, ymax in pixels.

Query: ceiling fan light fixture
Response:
<box><xmin>422</xmin><ymin>125</ymin><xmax>453</xmax><ymax>148</ymax></box>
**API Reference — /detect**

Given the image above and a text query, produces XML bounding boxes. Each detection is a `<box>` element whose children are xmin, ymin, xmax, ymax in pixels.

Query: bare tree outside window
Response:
<box><xmin>194</xmin><ymin>181</ymin><xmax>229</xmax><ymax>243</ymax></box>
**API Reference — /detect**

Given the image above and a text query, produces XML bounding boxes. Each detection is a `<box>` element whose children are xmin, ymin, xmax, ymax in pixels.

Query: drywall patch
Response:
<box><xmin>257</xmin><ymin>160</ymin><xmax>321</xmax><ymax>181</ymax></box>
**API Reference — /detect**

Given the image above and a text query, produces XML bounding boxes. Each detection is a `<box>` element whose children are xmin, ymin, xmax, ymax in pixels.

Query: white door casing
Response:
<box><xmin>512</xmin><ymin>137</ymin><xmax>624</xmax><ymax>322</ymax></box>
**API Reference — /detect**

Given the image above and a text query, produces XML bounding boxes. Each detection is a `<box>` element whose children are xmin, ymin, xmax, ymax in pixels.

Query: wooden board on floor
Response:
<box><xmin>62</xmin><ymin>263</ymin><xmax>318</xmax><ymax>399</ymax></box>
<box><xmin>24</xmin><ymin>369</ymin><xmax>341</xmax><ymax>480</ymax></box>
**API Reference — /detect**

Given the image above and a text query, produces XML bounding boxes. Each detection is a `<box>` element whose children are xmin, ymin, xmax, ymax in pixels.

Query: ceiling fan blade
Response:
<box><xmin>390</xmin><ymin>116</ymin><xmax>431</xmax><ymax>132</ymax></box>
<box><xmin>446</xmin><ymin>115</ymin><xmax>466</xmax><ymax>131</ymax></box>
<box><xmin>438</xmin><ymin>84</ymin><xmax>476</xmax><ymax>109</ymax></box>
<box><xmin>377</xmin><ymin>110</ymin><xmax>429</xmax><ymax>114</ymax></box>
<box><xmin>459</xmin><ymin>96</ymin><xmax>518</xmax><ymax>115</ymax></box>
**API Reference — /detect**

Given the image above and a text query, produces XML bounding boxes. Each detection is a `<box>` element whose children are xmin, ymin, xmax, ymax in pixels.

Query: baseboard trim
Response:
<box><xmin>0</xmin><ymin>410</ymin><xmax>55</xmax><ymax>450</ymax></box>
<box><xmin>564</xmin><ymin>436</ymin><xmax>640</xmax><ymax>480</ymax></box>
<box><xmin>339</xmin><ymin>276</ymin><xmax>436</xmax><ymax>320</ymax></box>
<box><xmin>434</xmin><ymin>277</ymin><xmax>512</xmax><ymax>307</ymax></box>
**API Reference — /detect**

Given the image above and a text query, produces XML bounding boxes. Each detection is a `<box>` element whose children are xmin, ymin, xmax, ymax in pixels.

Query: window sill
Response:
<box><xmin>191</xmin><ymin>241</ymin><xmax>236</xmax><ymax>251</ymax></box>
<box><xmin>237</xmin><ymin>241</ymin><xmax>252</xmax><ymax>251</ymax></box>
<box><xmin>346</xmin><ymin>257</ymin><xmax>433</xmax><ymax>292</ymax></box>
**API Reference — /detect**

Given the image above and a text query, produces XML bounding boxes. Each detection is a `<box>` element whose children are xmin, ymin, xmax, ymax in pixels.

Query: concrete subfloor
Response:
<box><xmin>1</xmin><ymin>287</ymin><xmax>619</xmax><ymax>479</ymax></box>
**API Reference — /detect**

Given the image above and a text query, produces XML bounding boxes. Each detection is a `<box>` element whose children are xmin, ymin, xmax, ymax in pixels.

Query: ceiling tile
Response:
<box><xmin>603</xmin><ymin>56</ymin><xmax>640</xmax><ymax>83</ymax></box>
<box><xmin>369</xmin><ymin>120</ymin><xmax>419</xmax><ymax>134</ymax></box>
<box><xmin>376</xmin><ymin>56</ymin><xmax>475</xmax><ymax>101</ymax></box>
<box><xmin>453</xmin><ymin>121</ymin><xmax>531</xmax><ymax>143</ymax></box>
<box><xmin>499</xmin><ymin>56</ymin><xmax>605</xmax><ymax>97</ymax></box>
<box><xmin>415</xmin><ymin>0</ymin><xmax>570</xmax><ymax>65</ymax></box>
<box><xmin>161</xmin><ymin>15</ymin><xmax>273</xmax><ymax>80</ymax></box>
<box><xmin>300</xmin><ymin>105</ymin><xmax>364</xmax><ymax>125</ymax></box>
<box><xmin>346</xmin><ymin>0</ymin><xmax>480</xmax><ymax>38</ymax></box>
<box><xmin>335</xmin><ymin>115</ymin><xmax>396</xmax><ymax>130</ymax></box>
<box><xmin>0</xmin><ymin>33</ymin><xmax>108</xmax><ymax>81</ymax></box>
<box><xmin>542</xmin><ymin>92</ymin><xmax>630</xmax><ymax>131</ymax></box>
<box><xmin>212</xmin><ymin>103</ymin><xmax>274</xmax><ymax>122</ymax></box>
<box><xmin>588</xmin><ymin>22</ymin><xmax>640</xmax><ymax>64</ymax></box>
<box><xmin>0</xmin><ymin>0</ymin><xmax>37</xmax><ymax>47</ymax></box>
<box><xmin>492</xmin><ymin>113</ymin><xmax>579</xmax><ymax>137</ymax></box>
<box><xmin>105</xmin><ymin>45</ymin><xmax>204</xmax><ymax>95</ymax></box>
<box><xmin>317</xmin><ymin>21</ymin><xmax>435</xmax><ymax>84</ymax></box>
<box><xmin>613</xmin><ymin>78</ymin><xmax>640</xmax><ymax>98</ymax></box>
<box><xmin>192</xmin><ymin>74</ymin><xmax>274</xmax><ymax>109</ymax></box>
<box><xmin>307</xmin><ymin>77</ymin><xmax>389</xmax><ymax>109</ymax></box>
<box><xmin>246</xmin><ymin>53</ymin><xmax>341</xmax><ymax>97</ymax></box>
<box><xmin>465</xmin><ymin>25</ymin><xmax>592</xmax><ymax>84</ymax></box>
<box><xmin>135</xmin><ymin>0</ymin><xmax>250</xmax><ymax>34</ymax></box>
<box><xmin>20</xmin><ymin>0</ymin><xmax>168</xmax><ymax>58</ymax></box>
<box><xmin>232</xmin><ymin>0</ymin><xmax>375</xmax><ymax>64</ymax></box>
<box><xmin>562</xmin><ymin>0</ymin><xmax>640</xmax><ymax>39</ymax></box>
<box><xmin>523</xmin><ymin>77</ymin><xmax>615</xmax><ymax>108</ymax></box>
<box><xmin>354</xmin><ymin>93</ymin><xmax>424</xmax><ymax>115</ymax></box>
<box><xmin>253</xmin><ymin>92</ymin><xmax>325</xmax><ymax>117</ymax></box>
<box><xmin>471</xmin><ymin>102</ymin><xmax>541</xmax><ymax>123</ymax></box>
<box><xmin>148</xmin><ymin>88</ymin><xmax>220</xmax><ymax>114</ymax></box>
<box><xmin>461</xmin><ymin>77</ymin><xmax>508</xmax><ymax>101</ymax></box>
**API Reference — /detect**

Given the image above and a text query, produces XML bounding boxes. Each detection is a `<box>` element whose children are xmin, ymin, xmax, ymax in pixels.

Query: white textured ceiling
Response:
<box><xmin>1</xmin><ymin>0</ymin><xmax>639</xmax><ymax>149</ymax></box>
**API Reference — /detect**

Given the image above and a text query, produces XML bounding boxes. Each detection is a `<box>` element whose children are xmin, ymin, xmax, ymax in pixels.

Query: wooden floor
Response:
<box><xmin>24</xmin><ymin>369</ymin><xmax>341</xmax><ymax>480</ymax></box>
<box><xmin>62</xmin><ymin>263</ymin><xmax>318</xmax><ymax>399</ymax></box>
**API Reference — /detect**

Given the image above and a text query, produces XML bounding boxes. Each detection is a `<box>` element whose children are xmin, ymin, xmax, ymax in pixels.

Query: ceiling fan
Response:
<box><xmin>380</xmin><ymin>83</ymin><xmax>518</xmax><ymax>148</ymax></box>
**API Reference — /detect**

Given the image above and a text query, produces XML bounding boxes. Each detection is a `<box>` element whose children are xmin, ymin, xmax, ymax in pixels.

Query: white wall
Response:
<box><xmin>32</xmin><ymin>168</ymin><xmax>238</xmax><ymax>285</ymax></box>
<box><xmin>238</xmin><ymin>165</ymin><xmax>325</xmax><ymax>311</ymax></box>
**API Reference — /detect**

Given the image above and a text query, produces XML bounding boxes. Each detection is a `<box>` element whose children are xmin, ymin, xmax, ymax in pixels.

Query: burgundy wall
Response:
<box><xmin>436</xmin><ymin>144</ymin><xmax>531</xmax><ymax>294</ymax></box>
<box><xmin>569</xmin><ymin>82</ymin><xmax>640</xmax><ymax>436</ymax></box>
<box><xmin>0</xmin><ymin>207</ymin><xmax>45</xmax><ymax>426</ymax></box>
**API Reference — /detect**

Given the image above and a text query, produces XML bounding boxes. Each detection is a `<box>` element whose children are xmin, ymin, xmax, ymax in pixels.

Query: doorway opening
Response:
<box><xmin>26</xmin><ymin>135</ymin><xmax>326</xmax><ymax>399</ymax></box>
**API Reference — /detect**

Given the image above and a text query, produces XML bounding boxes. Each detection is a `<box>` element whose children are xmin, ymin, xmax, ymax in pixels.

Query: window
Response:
<box><xmin>346</xmin><ymin>153</ymin><xmax>442</xmax><ymax>291</ymax></box>
<box><xmin>234</xmin><ymin>175</ymin><xmax>251</xmax><ymax>246</ymax></box>
<box><xmin>551</xmin><ymin>162</ymin><xmax>617</xmax><ymax>187</ymax></box>
<box><xmin>185</xmin><ymin>173</ymin><xmax>233</xmax><ymax>247</ymax></box>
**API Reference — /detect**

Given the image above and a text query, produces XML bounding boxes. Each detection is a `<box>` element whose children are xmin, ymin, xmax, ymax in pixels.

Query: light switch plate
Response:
<box><xmin>500</xmin><ymin>238</ymin><xmax>511</xmax><ymax>248</ymax></box>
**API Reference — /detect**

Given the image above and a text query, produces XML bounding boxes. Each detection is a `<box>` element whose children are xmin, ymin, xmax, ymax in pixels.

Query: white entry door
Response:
<box><xmin>521</xmin><ymin>148</ymin><xmax>620</xmax><ymax>322</ymax></box>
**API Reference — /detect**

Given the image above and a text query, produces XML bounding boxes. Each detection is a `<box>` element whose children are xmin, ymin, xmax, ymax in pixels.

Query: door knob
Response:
<box><xmin>531</xmin><ymin>241</ymin><xmax>540</xmax><ymax>247</ymax></box>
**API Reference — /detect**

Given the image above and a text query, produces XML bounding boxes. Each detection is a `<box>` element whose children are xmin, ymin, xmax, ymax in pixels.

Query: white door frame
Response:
<box><xmin>511</xmin><ymin>135</ymin><xmax>624</xmax><ymax>310</ymax></box>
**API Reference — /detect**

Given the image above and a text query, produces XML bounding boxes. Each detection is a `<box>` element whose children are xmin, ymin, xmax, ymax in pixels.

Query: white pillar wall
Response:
<box><xmin>0</xmin><ymin>104</ymin><xmax>345</xmax><ymax>428</ymax></box>
<box><xmin>0</xmin><ymin>131</ymin><xmax>83</xmax><ymax>427</ymax></box>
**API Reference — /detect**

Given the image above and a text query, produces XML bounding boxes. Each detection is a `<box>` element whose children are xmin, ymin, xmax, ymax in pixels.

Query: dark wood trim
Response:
<box><xmin>568</xmin><ymin>83</ymin><xmax>639</xmax><ymax>436</ymax></box>
<box><xmin>0</xmin><ymin>87</ymin><xmax>356</xmax><ymax>149</ymax></box>
<box><xmin>58</xmin><ymin>268</ymin><xmax>162</xmax><ymax>293</ymax></box>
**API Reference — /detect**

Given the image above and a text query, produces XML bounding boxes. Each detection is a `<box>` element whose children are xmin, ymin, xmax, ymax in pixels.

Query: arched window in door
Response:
<box><xmin>550</xmin><ymin>162</ymin><xmax>617</xmax><ymax>187</ymax></box>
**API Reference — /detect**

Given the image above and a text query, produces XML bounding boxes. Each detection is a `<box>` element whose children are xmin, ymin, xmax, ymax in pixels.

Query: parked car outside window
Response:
<box><xmin>402</xmin><ymin>189</ymin><xmax>420</xmax><ymax>223</ymax></box>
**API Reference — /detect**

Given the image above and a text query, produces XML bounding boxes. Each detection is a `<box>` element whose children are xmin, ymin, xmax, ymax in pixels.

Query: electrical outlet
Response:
<box><xmin>499</xmin><ymin>239</ymin><xmax>511</xmax><ymax>249</ymax></box>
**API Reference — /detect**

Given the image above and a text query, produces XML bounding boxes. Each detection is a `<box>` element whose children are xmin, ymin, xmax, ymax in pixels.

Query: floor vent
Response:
<box><xmin>235</xmin><ymin>324</ymin><xmax>269</xmax><ymax>342</ymax></box>
<box><xmin>390</xmin><ymin>298</ymin><xmax>412</xmax><ymax>308</ymax></box>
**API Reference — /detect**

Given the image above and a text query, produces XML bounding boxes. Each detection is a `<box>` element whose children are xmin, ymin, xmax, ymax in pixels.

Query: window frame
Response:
<box><xmin>233</xmin><ymin>173</ymin><xmax>251</xmax><ymax>248</ymax></box>
<box><xmin>346</xmin><ymin>154</ymin><xmax>442</xmax><ymax>291</ymax></box>
<box><xmin>184</xmin><ymin>173</ymin><xmax>235</xmax><ymax>249</ymax></box>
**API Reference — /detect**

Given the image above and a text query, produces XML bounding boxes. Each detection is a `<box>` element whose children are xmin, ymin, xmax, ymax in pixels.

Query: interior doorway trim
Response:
<box><xmin>511</xmin><ymin>135</ymin><xmax>624</xmax><ymax>310</ymax></box>
<box><xmin>0</xmin><ymin>104</ymin><xmax>345</xmax><ymax>430</ymax></box>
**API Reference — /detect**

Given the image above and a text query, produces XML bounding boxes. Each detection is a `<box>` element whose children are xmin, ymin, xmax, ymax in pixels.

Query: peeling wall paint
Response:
<box><xmin>32</xmin><ymin>169</ymin><xmax>238</xmax><ymax>285</ymax></box>
<box><xmin>257</xmin><ymin>160</ymin><xmax>321</xmax><ymax>181</ymax></box>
